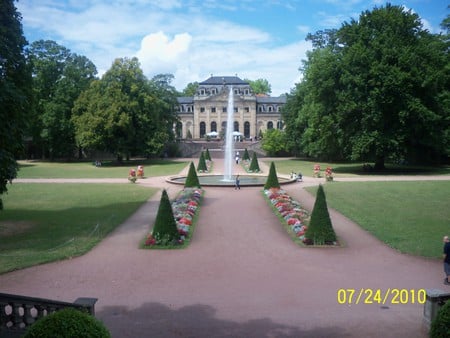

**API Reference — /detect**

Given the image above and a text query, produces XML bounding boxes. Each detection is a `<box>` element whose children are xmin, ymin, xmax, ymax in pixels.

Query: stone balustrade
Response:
<box><xmin>0</xmin><ymin>292</ymin><xmax>97</xmax><ymax>338</ymax></box>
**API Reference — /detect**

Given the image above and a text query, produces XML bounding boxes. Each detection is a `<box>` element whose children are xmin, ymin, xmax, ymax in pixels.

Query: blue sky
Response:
<box><xmin>17</xmin><ymin>0</ymin><xmax>448</xmax><ymax>96</ymax></box>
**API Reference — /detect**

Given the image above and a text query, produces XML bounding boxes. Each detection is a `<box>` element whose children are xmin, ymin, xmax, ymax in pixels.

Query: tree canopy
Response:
<box><xmin>245</xmin><ymin>78</ymin><xmax>272</xmax><ymax>95</ymax></box>
<box><xmin>0</xmin><ymin>0</ymin><xmax>31</xmax><ymax>209</ymax></box>
<box><xmin>284</xmin><ymin>4</ymin><xmax>449</xmax><ymax>168</ymax></box>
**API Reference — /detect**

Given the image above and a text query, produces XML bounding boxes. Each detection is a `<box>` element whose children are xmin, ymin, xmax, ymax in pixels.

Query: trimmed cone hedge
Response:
<box><xmin>304</xmin><ymin>184</ymin><xmax>337</xmax><ymax>245</ymax></box>
<box><xmin>205</xmin><ymin>148</ymin><xmax>212</xmax><ymax>161</ymax></box>
<box><xmin>197</xmin><ymin>151</ymin><xmax>207</xmax><ymax>172</ymax></box>
<box><xmin>264</xmin><ymin>162</ymin><xmax>280</xmax><ymax>190</ymax></box>
<box><xmin>249</xmin><ymin>152</ymin><xmax>260</xmax><ymax>172</ymax></box>
<box><xmin>152</xmin><ymin>189</ymin><xmax>180</xmax><ymax>245</ymax></box>
<box><xmin>243</xmin><ymin>148</ymin><xmax>250</xmax><ymax>161</ymax></box>
<box><xmin>185</xmin><ymin>162</ymin><xmax>201</xmax><ymax>188</ymax></box>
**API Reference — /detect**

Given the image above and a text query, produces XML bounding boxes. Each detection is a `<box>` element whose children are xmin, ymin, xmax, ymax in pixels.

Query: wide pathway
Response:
<box><xmin>1</xmin><ymin>158</ymin><xmax>449</xmax><ymax>337</ymax></box>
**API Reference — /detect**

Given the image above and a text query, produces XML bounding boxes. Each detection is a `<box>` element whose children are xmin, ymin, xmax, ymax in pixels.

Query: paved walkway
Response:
<box><xmin>1</xmin><ymin>158</ymin><xmax>449</xmax><ymax>337</ymax></box>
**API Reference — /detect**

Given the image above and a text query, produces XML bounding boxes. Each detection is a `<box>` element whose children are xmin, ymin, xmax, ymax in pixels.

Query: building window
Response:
<box><xmin>200</xmin><ymin>122</ymin><xmax>206</xmax><ymax>137</ymax></box>
<box><xmin>267</xmin><ymin>121</ymin><xmax>274</xmax><ymax>129</ymax></box>
<box><xmin>211</xmin><ymin>107</ymin><xmax>216</xmax><ymax>113</ymax></box>
<box><xmin>211</xmin><ymin>121</ymin><xmax>217</xmax><ymax>132</ymax></box>
<box><xmin>268</xmin><ymin>106</ymin><xmax>273</xmax><ymax>112</ymax></box>
<box><xmin>234</xmin><ymin>107</ymin><xmax>238</xmax><ymax>113</ymax></box>
<box><xmin>244</xmin><ymin>89</ymin><xmax>249</xmax><ymax>95</ymax></box>
<box><xmin>200</xmin><ymin>107</ymin><xmax>205</xmax><ymax>113</ymax></box>
<box><xmin>258</xmin><ymin>106</ymin><xmax>264</xmax><ymax>112</ymax></box>
<box><xmin>211</xmin><ymin>88</ymin><xmax>216</xmax><ymax>95</ymax></box>
<box><xmin>244</xmin><ymin>121</ymin><xmax>250</xmax><ymax>138</ymax></box>
<box><xmin>200</xmin><ymin>89</ymin><xmax>205</xmax><ymax>95</ymax></box>
<box><xmin>223</xmin><ymin>107</ymin><xmax>227</xmax><ymax>113</ymax></box>
<box><xmin>245</xmin><ymin>107</ymin><xmax>249</xmax><ymax>113</ymax></box>
<box><xmin>234</xmin><ymin>89</ymin><xmax>239</xmax><ymax>94</ymax></box>
<box><xmin>277</xmin><ymin>120</ymin><xmax>283</xmax><ymax>129</ymax></box>
<box><xmin>234</xmin><ymin>121</ymin><xmax>239</xmax><ymax>132</ymax></box>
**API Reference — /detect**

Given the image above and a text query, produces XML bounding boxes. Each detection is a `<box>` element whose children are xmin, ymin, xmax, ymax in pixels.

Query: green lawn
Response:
<box><xmin>0</xmin><ymin>184</ymin><xmax>157</xmax><ymax>274</ymax></box>
<box><xmin>267</xmin><ymin>158</ymin><xmax>450</xmax><ymax>178</ymax></box>
<box><xmin>305</xmin><ymin>181</ymin><xmax>450</xmax><ymax>258</ymax></box>
<box><xmin>17</xmin><ymin>159</ymin><xmax>188</xmax><ymax>178</ymax></box>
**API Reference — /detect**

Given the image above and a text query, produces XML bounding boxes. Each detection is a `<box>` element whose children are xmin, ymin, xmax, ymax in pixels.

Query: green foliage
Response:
<box><xmin>261</xmin><ymin>129</ymin><xmax>289</xmax><ymax>156</ymax></box>
<box><xmin>185</xmin><ymin>162</ymin><xmax>201</xmax><ymax>188</ymax></box>
<box><xmin>305</xmin><ymin>184</ymin><xmax>337</xmax><ymax>244</ymax></box>
<box><xmin>152</xmin><ymin>189</ymin><xmax>179</xmax><ymax>244</ymax></box>
<box><xmin>264</xmin><ymin>162</ymin><xmax>280</xmax><ymax>190</ymax></box>
<box><xmin>284</xmin><ymin>4</ymin><xmax>450</xmax><ymax>167</ymax></box>
<box><xmin>205</xmin><ymin>148</ymin><xmax>212</xmax><ymax>161</ymax></box>
<box><xmin>23</xmin><ymin>308</ymin><xmax>110</xmax><ymax>338</ymax></box>
<box><xmin>0</xmin><ymin>0</ymin><xmax>31</xmax><ymax>210</ymax></box>
<box><xmin>181</xmin><ymin>81</ymin><xmax>199</xmax><ymax>96</ymax></box>
<box><xmin>249</xmin><ymin>152</ymin><xmax>260</xmax><ymax>172</ymax></box>
<box><xmin>430</xmin><ymin>299</ymin><xmax>450</xmax><ymax>338</ymax></box>
<box><xmin>197</xmin><ymin>151</ymin><xmax>208</xmax><ymax>172</ymax></box>
<box><xmin>244</xmin><ymin>78</ymin><xmax>272</xmax><ymax>95</ymax></box>
<box><xmin>243</xmin><ymin>148</ymin><xmax>250</xmax><ymax>161</ymax></box>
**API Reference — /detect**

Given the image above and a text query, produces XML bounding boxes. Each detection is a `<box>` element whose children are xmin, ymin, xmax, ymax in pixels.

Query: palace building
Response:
<box><xmin>175</xmin><ymin>75</ymin><xmax>286</xmax><ymax>139</ymax></box>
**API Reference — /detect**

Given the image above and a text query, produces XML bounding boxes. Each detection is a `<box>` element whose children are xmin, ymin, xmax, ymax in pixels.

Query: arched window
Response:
<box><xmin>277</xmin><ymin>120</ymin><xmax>283</xmax><ymax>129</ymax></box>
<box><xmin>244</xmin><ymin>121</ymin><xmax>250</xmax><ymax>138</ymax></box>
<box><xmin>200</xmin><ymin>122</ymin><xmax>206</xmax><ymax>137</ymax></box>
<box><xmin>267</xmin><ymin>121</ymin><xmax>274</xmax><ymax>129</ymax></box>
<box><xmin>268</xmin><ymin>106</ymin><xmax>273</xmax><ymax>112</ymax></box>
<box><xmin>211</xmin><ymin>121</ymin><xmax>217</xmax><ymax>132</ymax></box>
<box><xmin>176</xmin><ymin>122</ymin><xmax>182</xmax><ymax>138</ymax></box>
<box><xmin>234</xmin><ymin>121</ymin><xmax>239</xmax><ymax>132</ymax></box>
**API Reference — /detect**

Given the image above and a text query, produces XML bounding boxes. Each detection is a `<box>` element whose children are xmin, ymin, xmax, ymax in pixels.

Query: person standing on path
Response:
<box><xmin>444</xmin><ymin>236</ymin><xmax>450</xmax><ymax>285</ymax></box>
<box><xmin>235</xmin><ymin>174</ymin><xmax>240</xmax><ymax>190</ymax></box>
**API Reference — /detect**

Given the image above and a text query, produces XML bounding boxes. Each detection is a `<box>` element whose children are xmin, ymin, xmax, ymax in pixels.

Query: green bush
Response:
<box><xmin>152</xmin><ymin>189</ymin><xmax>179</xmax><ymax>244</ymax></box>
<box><xmin>23</xmin><ymin>308</ymin><xmax>110</xmax><ymax>338</ymax></box>
<box><xmin>305</xmin><ymin>184</ymin><xmax>337</xmax><ymax>245</ymax></box>
<box><xmin>249</xmin><ymin>152</ymin><xmax>260</xmax><ymax>172</ymax></box>
<box><xmin>185</xmin><ymin>162</ymin><xmax>201</xmax><ymax>188</ymax></box>
<box><xmin>430</xmin><ymin>299</ymin><xmax>450</xmax><ymax>337</ymax></box>
<box><xmin>197</xmin><ymin>151</ymin><xmax>208</xmax><ymax>172</ymax></box>
<box><xmin>243</xmin><ymin>148</ymin><xmax>250</xmax><ymax>161</ymax></box>
<box><xmin>264</xmin><ymin>162</ymin><xmax>280</xmax><ymax>190</ymax></box>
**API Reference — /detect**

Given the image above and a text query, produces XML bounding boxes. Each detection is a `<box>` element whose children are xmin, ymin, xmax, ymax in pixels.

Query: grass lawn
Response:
<box><xmin>305</xmin><ymin>181</ymin><xmax>450</xmax><ymax>258</ymax></box>
<box><xmin>17</xmin><ymin>159</ymin><xmax>188</xmax><ymax>178</ymax></box>
<box><xmin>268</xmin><ymin>158</ymin><xmax>450</xmax><ymax>178</ymax></box>
<box><xmin>0</xmin><ymin>184</ymin><xmax>157</xmax><ymax>274</ymax></box>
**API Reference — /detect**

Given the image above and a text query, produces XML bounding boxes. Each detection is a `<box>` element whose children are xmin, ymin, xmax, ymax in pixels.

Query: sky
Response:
<box><xmin>16</xmin><ymin>0</ymin><xmax>448</xmax><ymax>96</ymax></box>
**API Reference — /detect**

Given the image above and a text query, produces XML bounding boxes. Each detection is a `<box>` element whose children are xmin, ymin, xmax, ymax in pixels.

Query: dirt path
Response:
<box><xmin>2</xmin><ymin>159</ymin><xmax>449</xmax><ymax>337</ymax></box>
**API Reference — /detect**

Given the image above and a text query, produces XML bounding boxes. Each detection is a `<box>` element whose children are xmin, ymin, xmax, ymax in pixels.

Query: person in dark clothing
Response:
<box><xmin>235</xmin><ymin>174</ymin><xmax>240</xmax><ymax>190</ymax></box>
<box><xmin>443</xmin><ymin>236</ymin><xmax>450</xmax><ymax>285</ymax></box>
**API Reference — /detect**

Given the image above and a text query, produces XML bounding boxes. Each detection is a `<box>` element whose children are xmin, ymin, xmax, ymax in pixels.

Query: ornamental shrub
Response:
<box><xmin>205</xmin><ymin>148</ymin><xmax>212</xmax><ymax>161</ymax></box>
<box><xmin>185</xmin><ymin>162</ymin><xmax>201</xmax><ymax>188</ymax></box>
<box><xmin>249</xmin><ymin>152</ymin><xmax>260</xmax><ymax>172</ymax></box>
<box><xmin>23</xmin><ymin>308</ymin><xmax>110</xmax><ymax>338</ymax></box>
<box><xmin>152</xmin><ymin>189</ymin><xmax>179</xmax><ymax>244</ymax></box>
<box><xmin>264</xmin><ymin>162</ymin><xmax>280</xmax><ymax>190</ymax></box>
<box><xmin>243</xmin><ymin>148</ymin><xmax>250</xmax><ymax>161</ymax></box>
<box><xmin>305</xmin><ymin>184</ymin><xmax>337</xmax><ymax>245</ymax></box>
<box><xmin>197</xmin><ymin>151</ymin><xmax>207</xmax><ymax>172</ymax></box>
<box><xmin>430</xmin><ymin>299</ymin><xmax>450</xmax><ymax>338</ymax></box>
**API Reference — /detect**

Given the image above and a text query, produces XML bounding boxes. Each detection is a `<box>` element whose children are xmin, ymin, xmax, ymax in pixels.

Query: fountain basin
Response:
<box><xmin>166</xmin><ymin>174</ymin><xmax>295</xmax><ymax>187</ymax></box>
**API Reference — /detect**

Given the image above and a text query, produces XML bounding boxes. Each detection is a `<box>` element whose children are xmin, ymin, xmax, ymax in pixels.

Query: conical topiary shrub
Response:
<box><xmin>264</xmin><ymin>161</ymin><xmax>280</xmax><ymax>190</ymax></box>
<box><xmin>197</xmin><ymin>151</ymin><xmax>208</xmax><ymax>172</ymax></box>
<box><xmin>185</xmin><ymin>162</ymin><xmax>201</xmax><ymax>188</ymax></box>
<box><xmin>249</xmin><ymin>152</ymin><xmax>260</xmax><ymax>172</ymax></box>
<box><xmin>243</xmin><ymin>148</ymin><xmax>250</xmax><ymax>161</ymax></box>
<box><xmin>205</xmin><ymin>148</ymin><xmax>212</xmax><ymax>161</ymax></box>
<box><xmin>152</xmin><ymin>189</ymin><xmax>179</xmax><ymax>245</ymax></box>
<box><xmin>304</xmin><ymin>184</ymin><xmax>337</xmax><ymax>245</ymax></box>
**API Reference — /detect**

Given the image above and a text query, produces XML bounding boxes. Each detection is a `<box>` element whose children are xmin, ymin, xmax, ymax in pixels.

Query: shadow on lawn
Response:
<box><xmin>97</xmin><ymin>302</ymin><xmax>348</xmax><ymax>338</ymax></box>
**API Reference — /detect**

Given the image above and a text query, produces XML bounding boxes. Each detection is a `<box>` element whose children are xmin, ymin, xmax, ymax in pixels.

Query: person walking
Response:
<box><xmin>235</xmin><ymin>174</ymin><xmax>240</xmax><ymax>190</ymax></box>
<box><xmin>443</xmin><ymin>236</ymin><xmax>450</xmax><ymax>285</ymax></box>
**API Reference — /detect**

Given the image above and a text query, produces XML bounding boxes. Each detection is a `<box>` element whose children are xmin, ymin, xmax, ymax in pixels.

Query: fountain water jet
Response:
<box><xmin>223</xmin><ymin>86</ymin><xmax>234</xmax><ymax>181</ymax></box>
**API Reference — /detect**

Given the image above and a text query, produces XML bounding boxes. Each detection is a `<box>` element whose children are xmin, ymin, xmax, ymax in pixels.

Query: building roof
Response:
<box><xmin>199</xmin><ymin>76</ymin><xmax>249</xmax><ymax>86</ymax></box>
<box><xmin>177</xmin><ymin>97</ymin><xmax>193</xmax><ymax>104</ymax></box>
<box><xmin>256</xmin><ymin>96</ymin><xmax>286</xmax><ymax>104</ymax></box>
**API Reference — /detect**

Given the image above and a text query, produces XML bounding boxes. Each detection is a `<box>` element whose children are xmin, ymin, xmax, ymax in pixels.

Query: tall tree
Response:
<box><xmin>0</xmin><ymin>0</ymin><xmax>31</xmax><ymax>209</ymax></box>
<box><xmin>27</xmin><ymin>40</ymin><xmax>96</xmax><ymax>159</ymax></box>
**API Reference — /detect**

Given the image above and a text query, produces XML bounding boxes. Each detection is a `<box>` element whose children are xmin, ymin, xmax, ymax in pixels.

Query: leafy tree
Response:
<box><xmin>0</xmin><ymin>0</ymin><xmax>31</xmax><ymax>209</ymax></box>
<box><xmin>249</xmin><ymin>152</ymin><xmax>260</xmax><ymax>172</ymax></box>
<box><xmin>181</xmin><ymin>81</ymin><xmax>199</xmax><ymax>96</ymax></box>
<box><xmin>304</xmin><ymin>184</ymin><xmax>337</xmax><ymax>245</ymax></box>
<box><xmin>185</xmin><ymin>162</ymin><xmax>201</xmax><ymax>188</ymax></box>
<box><xmin>264</xmin><ymin>162</ymin><xmax>280</xmax><ymax>190</ymax></box>
<box><xmin>261</xmin><ymin>129</ymin><xmax>289</xmax><ymax>156</ymax></box>
<box><xmin>151</xmin><ymin>189</ymin><xmax>179</xmax><ymax>245</ymax></box>
<box><xmin>27</xmin><ymin>40</ymin><xmax>97</xmax><ymax>159</ymax></box>
<box><xmin>245</xmin><ymin>78</ymin><xmax>272</xmax><ymax>95</ymax></box>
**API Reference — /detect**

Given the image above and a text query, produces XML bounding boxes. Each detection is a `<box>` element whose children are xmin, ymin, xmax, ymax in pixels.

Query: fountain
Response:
<box><xmin>223</xmin><ymin>86</ymin><xmax>234</xmax><ymax>182</ymax></box>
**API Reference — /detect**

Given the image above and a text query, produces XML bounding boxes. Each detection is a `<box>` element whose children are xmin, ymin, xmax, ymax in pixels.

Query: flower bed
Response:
<box><xmin>144</xmin><ymin>187</ymin><xmax>203</xmax><ymax>248</ymax></box>
<box><xmin>263</xmin><ymin>188</ymin><xmax>310</xmax><ymax>245</ymax></box>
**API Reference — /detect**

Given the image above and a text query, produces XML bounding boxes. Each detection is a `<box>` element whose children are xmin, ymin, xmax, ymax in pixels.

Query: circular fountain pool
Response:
<box><xmin>167</xmin><ymin>174</ymin><xmax>295</xmax><ymax>187</ymax></box>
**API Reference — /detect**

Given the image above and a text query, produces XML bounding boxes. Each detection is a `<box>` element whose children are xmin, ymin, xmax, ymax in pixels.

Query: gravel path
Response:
<box><xmin>2</xmin><ymin>159</ymin><xmax>449</xmax><ymax>337</ymax></box>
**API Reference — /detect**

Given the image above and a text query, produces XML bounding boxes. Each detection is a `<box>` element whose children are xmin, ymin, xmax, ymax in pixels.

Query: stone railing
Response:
<box><xmin>423</xmin><ymin>289</ymin><xmax>450</xmax><ymax>331</ymax></box>
<box><xmin>0</xmin><ymin>292</ymin><xmax>97</xmax><ymax>338</ymax></box>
